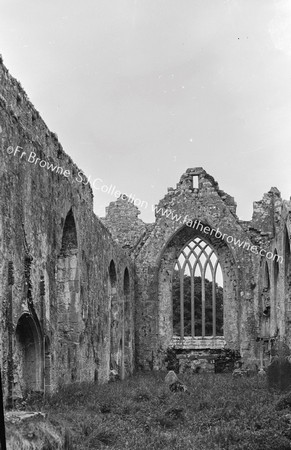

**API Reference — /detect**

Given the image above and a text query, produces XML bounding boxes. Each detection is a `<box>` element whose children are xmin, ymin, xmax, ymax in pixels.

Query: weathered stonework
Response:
<box><xmin>101</xmin><ymin>195</ymin><xmax>151</xmax><ymax>256</ymax></box>
<box><xmin>0</xmin><ymin>58</ymin><xmax>135</xmax><ymax>403</ymax></box>
<box><xmin>1</xmin><ymin>57</ymin><xmax>291</xmax><ymax>402</ymax></box>
<box><xmin>102</xmin><ymin>167</ymin><xmax>291</xmax><ymax>374</ymax></box>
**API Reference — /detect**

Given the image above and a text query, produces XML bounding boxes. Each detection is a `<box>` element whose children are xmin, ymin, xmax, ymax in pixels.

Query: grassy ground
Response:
<box><xmin>24</xmin><ymin>371</ymin><xmax>291</xmax><ymax>450</ymax></box>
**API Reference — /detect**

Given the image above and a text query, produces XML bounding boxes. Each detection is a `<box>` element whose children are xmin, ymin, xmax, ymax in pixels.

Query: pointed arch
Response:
<box><xmin>273</xmin><ymin>248</ymin><xmax>279</xmax><ymax>328</ymax></box>
<box><xmin>15</xmin><ymin>313</ymin><xmax>42</xmax><ymax>392</ymax></box>
<box><xmin>172</xmin><ymin>237</ymin><xmax>223</xmax><ymax>339</ymax></box>
<box><xmin>56</xmin><ymin>208</ymin><xmax>80</xmax><ymax>385</ymax></box>
<box><xmin>109</xmin><ymin>260</ymin><xmax>117</xmax><ymax>289</ymax></box>
<box><xmin>158</xmin><ymin>223</ymin><xmax>237</xmax><ymax>351</ymax></box>
<box><xmin>60</xmin><ymin>208</ymin><xmax>78</xmax><ymax>255</ymax></box>
<box><xmin>123</xmin><ymin>267</ymin><xmax>130</xmax><ymax>296</ymax></box>
<box><xmin>259</xmin><ymin>259</ymin><xmax>271</xmax><ymax>339</ymax></box>
<box><xmin>108</xmin><ymin>260</ymin><xmax>122</xmax><ymax>375</ymax></box>
<box><xmin>123</xmin><ymin>267</ymin><xmax>131</xmax><ymax>377</ymax></box>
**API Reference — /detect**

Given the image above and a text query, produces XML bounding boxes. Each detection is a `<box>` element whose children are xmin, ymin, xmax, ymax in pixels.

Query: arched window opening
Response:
<box><xmin>263</xmin><ymin>261</ymin><xmax>270</xmax><ymax>290</ymax></box>
<box><xmin>273</xmin><ymin>249</ymin><xmax>279</xmax><ymax>330</ymax></box>
<box><xmin>262</xmin><ymin>262</ymin><xmax>270</xmax><ymax>316</ymax></box>
<box><xmin>15</xmin><ymin>314</ymin><xmax>42</xmax><ymax>392</ymax></box>
<box><xmin>274</xmin><ymin>250</ymin><xmax>279</xmax><ymax>285</ymax></box>
<box><xmin>274</xmin><ymin>249</ymin><xmax>279</xmax><ymax>304</ymax></box>
<box><xmin>109</xmin><ymin>260</ymin><xmax>117</xmax><ymax>291</ymax></box>
<box><xmin>123</xmin><ymin>268</ymin><xmax>130</xmax><ymax>296</ymax></box>
<box><xmin>60</xmin><ymin>209</ymin><xmax>78</xmax><ymax>255</ymax></box>
<box><xmin>172</xmin><ymin>237</ymin><xmax>223</xmax><ymax>339</ymax></box>
<box><xmin>57</xmin><ymin>209</ymin><xmax>80</xmax><ymax>384</ymax></box>
<box><xmin>109</xmin><ymin>260</ymin><xmax>121</xmax><ymax>375</ymax></box>
<box><xmin>258</xmin><ymin>260</ymin><xmax>272</xmax><ymax>367</ymax></box>
<box><xmin>260</xmin><ymin>261</ymin><xmax>271</xmax><ymax>340</ymax></box>
<box><xmin>123</xmin><ymin>267</ymin><xmax>131</xmax><ymax>376</ymax></box>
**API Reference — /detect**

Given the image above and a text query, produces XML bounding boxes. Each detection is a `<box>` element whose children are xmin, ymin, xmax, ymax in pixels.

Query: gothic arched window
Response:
<box><xmin>172</xmin><ymin>237</ymin><xmax>223</xmax><ymax>339</ymax></box>
<box><xmin>260</xmin><ymin>260</ymin><xmax>271</xmax><ymax>338</ymax></box>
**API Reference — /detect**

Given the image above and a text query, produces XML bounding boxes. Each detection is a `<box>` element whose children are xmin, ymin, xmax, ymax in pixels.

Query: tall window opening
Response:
<box><xmin>57</xmin><ymin>209</ymin><xmax>80</xmax><ymax>385</ymax></box>
<box><xmin>109</xmin><ymin>260</ymin><xmax>121</xmax><ymax>374</ymax></box>
<box><xmin>273</xmin><ymin>249</ymin><xmax>279</xmax><ymax>326</ymax></box>
<box><xmin>109</xmin><ymin>260</ymin><xmax>117</xmax><ymax>291</ymax></box>
<box><xmin>15</xmin><ymin>313</ymin><xmax>42</xmax><ymax>392</ymax></box>
<box><xmin>274</xmin><ymin>250</ymin><xmax>279</xmax><ymax>287</ymax></box>
<box><xmin>60</xmin><ymin>209</ymin><xmax>78</xmax><ymax>255</ymax></box>
<box><xmin>260</xmin><ymin>261</ymin><xmax>271</xmax><ymax>338</ymax></box>
<box><xmin>172</xmin><ymin>237</ymin><xmax>223</xmax><ymax>338</ymax></box>
<box><xmin>123</xmin><ymin>267</ymin><xmax>131</xmax><ymax>377</ymax></box>
<box><xmin>123</xmin><ymin>268</ymin><xmax>130</xmax><ymax>296</ymax></box>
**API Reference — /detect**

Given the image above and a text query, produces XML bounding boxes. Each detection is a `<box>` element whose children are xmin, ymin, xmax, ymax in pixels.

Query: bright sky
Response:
<box><xmin>1</xmin><ymin>0</ymin><xmax>291</xmax><ymax>222</ymax></box>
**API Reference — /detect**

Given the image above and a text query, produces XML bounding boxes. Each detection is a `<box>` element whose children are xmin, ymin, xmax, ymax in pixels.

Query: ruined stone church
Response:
<box><xmin>0</xmin><ymin>58</ymin><xmax>290</xmax><ymax>402</ymax></box>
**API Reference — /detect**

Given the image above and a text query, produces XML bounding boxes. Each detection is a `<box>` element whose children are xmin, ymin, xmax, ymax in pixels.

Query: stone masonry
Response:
<box><xmin>104</xmin><ymin>169</ymin><xmax>291</xmax><ymax>374</ymax></box>
<box><xmin>0</xmin><ymin>57</ymin><xmax>134</xmax><ymax>403</ymax></box>
<box><xmin>1</xmin><ymin>57</ymin><xmax>291</xmax><ymax>402</ymax></box>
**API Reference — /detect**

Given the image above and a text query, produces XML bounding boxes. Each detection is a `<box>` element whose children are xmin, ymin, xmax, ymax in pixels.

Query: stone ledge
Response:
<box><xmin>5</xmin><ymin>410</ymin><xmax>70</xmax><ymax>449</ymax></box>
<box><xmin>170</xmin><ymin>336</ymin><xmax>226</xmax><ymax>350</ymax></box>
<box><xmin>5</xmin><ymin>411</ymin><xmax>46</xmax><ymax>424</ymax></box>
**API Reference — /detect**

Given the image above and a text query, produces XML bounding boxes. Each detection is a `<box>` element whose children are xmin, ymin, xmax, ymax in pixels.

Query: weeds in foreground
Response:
<box><xmin>23</xmin><ymin>371</ymin><xmax>291</xmax><ymax>450</ymax></box>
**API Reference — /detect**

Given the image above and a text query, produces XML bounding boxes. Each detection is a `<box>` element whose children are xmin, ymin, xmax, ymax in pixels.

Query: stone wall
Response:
<box><xmin>103</xmin><ymin>167</ymin><xmax>291</xmax><ymax>373</ymax></box>
<box><xmin>1</xmin><ymin>55</ymin><xmax>291</xmax><ymax>398</ymax></box>
<box><xmin>132</xmin><ymin>168</ymin><xmax>251</xmax><ymax>369</ymax></box>
<box><xmin>250</xmin><ymin>189</ymin><xmax>291</xmax><ymax>366</ymax></box>
<box><xmin>0</xmin><ymin>57</ymin><xmax>135</xmax><ymax>403</ymax></box>
<box><xmin>101</xmin><ymin>195</ymin><xmax>151</xmax><ymax>255</ymax></box>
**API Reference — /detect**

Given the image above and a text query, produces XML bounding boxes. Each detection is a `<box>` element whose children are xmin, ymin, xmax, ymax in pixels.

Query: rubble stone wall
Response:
<box><xmin>0</xmin><ymin>58</ymin><xmax>135</xmax><ymax>402</ymax></box>
<box><xmin>1</xmin><ymin>56</ymin><xmax>291</xmax><ymax>397</ymax></box>
<box><xmin>103</xmin><ymin>168</ymin><xmax>291</xmax><ymax>372</ymax></box>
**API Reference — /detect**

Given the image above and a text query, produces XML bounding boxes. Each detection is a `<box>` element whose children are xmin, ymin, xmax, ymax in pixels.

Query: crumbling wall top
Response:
<box><xmin>251</xmin><ymin>187</ymin><xmax>282</xmax><ymax>236</ymax></box>
<box><xmin>0</xmin><ymin>54</ymin><xmax>93</xmax><ymax>208</ymax></box>
<box><xmin>166</xmin><ymin>167</ymin><xmax>237</xmax><ymax>215</ymax></box>
<box><xmin>101</xmin><ymin>195</ymin><xmax>150</xmax><ymax>254</ymax></box>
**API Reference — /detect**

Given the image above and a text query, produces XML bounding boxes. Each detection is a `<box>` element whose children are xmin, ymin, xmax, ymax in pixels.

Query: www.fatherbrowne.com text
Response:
<box><xmin>153</xmin><ymin>204</ymin><xmax>283</xmax><ymax>263</ymax></box>
<box><xmin>5</xmin><ymin>145</ymin><xmax>283</xmax><ymax>263</ymax></box>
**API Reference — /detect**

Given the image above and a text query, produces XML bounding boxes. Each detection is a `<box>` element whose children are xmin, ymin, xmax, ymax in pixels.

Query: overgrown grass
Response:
<box><xmin>25</xmin><ymin>372</ymin><xmax>291</xmax><ymax>449</ymax></box>
<box><xmin>6</xmin><ymin>419</ymin><xmax>70</xmax><ymax>449</ymax></box>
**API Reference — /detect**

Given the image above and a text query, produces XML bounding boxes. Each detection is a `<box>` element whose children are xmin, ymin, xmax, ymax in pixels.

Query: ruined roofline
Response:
<box><xmin>167</xmin><ymin>167</ymin><xmax>237</xmax><ymax>213</ymax></box>
<box><xmin>179</xmin><ymin>167</ymin><xmax>235</xmax><ymax>200</ymax></box>
<box><xmin>101</xmin><ymin>169</ymin><xmax>288</xmax><ymax>228</ymax></box>
<box><xmin>101</xmin><ymin>166</ymin><xmax>239</xmax><ymax>226</ymax></box>
<box><xmin>252</xmin><ymin>186</ymin><xmax>282</xmax><ymax>211</ymax></box>
<box><xmin>0</xmin><ymin>54</ymin><xmax>92</xmax><ymax>199</ymax></box>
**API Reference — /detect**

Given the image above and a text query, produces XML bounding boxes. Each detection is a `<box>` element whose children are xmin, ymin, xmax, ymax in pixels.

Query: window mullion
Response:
<box><xmin>173</xmin><ymin>237</ymin><xmax>223</xmax><ymax>340</ymax></box>
<box><xmin>191</xmin><ymin>273</ymin><xmax>195</xmax><ymax>337</ymax></box>
<box><xmin>180</xmin><ymin>271</ymin><xmax>184</xmax><ymax>339</ymax></box>
<box><xmin>202</xmin><ymin>272</ymin><xmax>205</xmax><ymax>338</ymax></box>
<box><xmin>212</xmin><ymin>279</ymin><xmax>216</xmax><ymax>337</ymax></box>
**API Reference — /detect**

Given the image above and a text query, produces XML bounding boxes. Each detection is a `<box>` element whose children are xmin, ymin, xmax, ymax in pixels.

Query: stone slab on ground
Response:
<box><xmin>5</xmin><ymin>410</ymin><xmax>70</xmax><ymax>450</ymax></box>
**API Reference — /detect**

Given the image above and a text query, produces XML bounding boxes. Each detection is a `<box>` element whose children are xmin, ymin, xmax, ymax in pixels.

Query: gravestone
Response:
<box><xmin>267</xmin><ymin>341</ymin><xmax>291</xmax><ymax>391</ymax></box>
